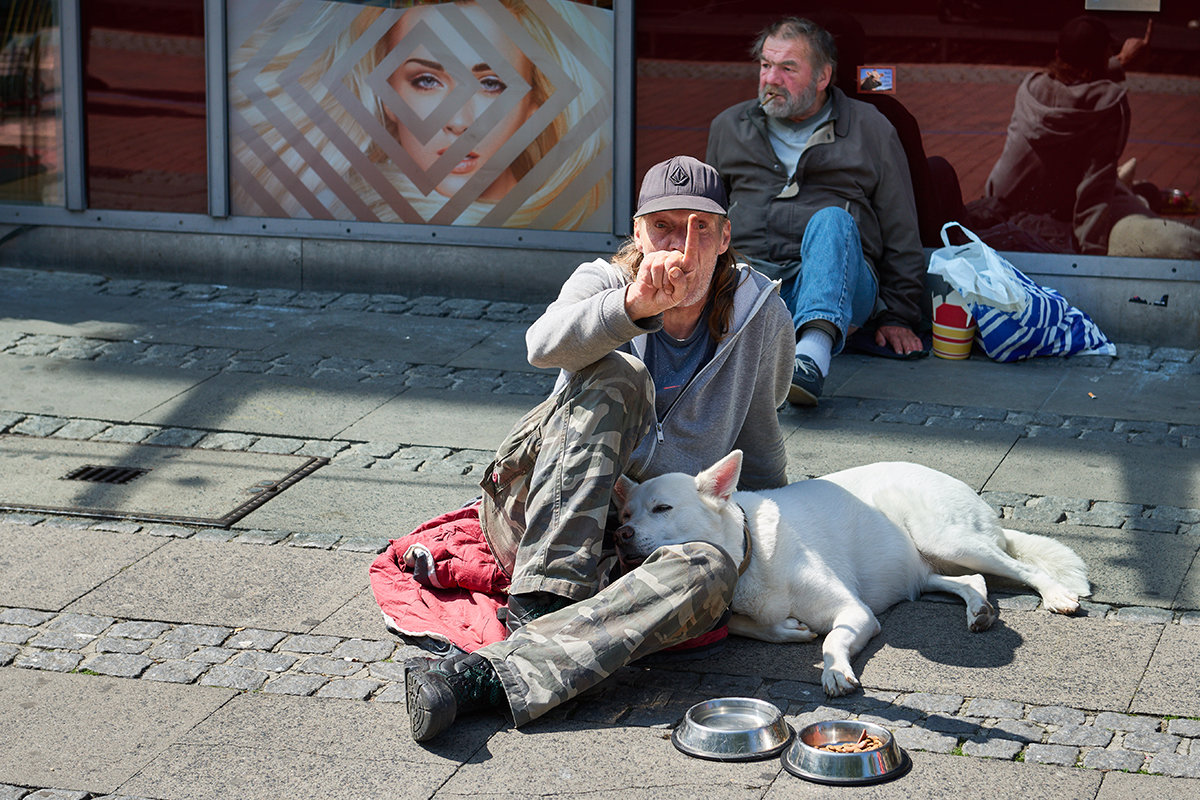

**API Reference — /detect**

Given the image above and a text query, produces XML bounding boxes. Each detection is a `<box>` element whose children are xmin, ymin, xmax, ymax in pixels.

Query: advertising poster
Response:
<box><xmin>228</xmin><ymin>0</ymin><xmax>614</xmax><ymax>230</ymax></box>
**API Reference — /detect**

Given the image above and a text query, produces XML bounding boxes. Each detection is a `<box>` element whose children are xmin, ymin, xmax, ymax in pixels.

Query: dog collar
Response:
<box><xmin>735</xmin><ymin>504</ymin><xmax>753</xmax><ymax>576</ymax></box>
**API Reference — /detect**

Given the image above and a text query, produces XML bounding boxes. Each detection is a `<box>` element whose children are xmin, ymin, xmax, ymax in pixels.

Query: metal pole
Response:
<box><xmin>205</xmin><ymin>0</ymin><xmax>229</xmax><ymax>218</ymax></box>
<box><xmin>59</xmin><ymin>0</ymin><xmax>85</xmax><ymax>211</ymax></box>
<box><xmin>613</xmin><ymin>0</ymin><xmax>634</xmax><ymax>235</ymax></box>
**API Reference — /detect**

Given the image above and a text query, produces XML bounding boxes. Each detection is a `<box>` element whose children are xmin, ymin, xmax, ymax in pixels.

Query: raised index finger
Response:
<box><xmin>682</xmin><ymin>213</ymin><xmax>701</xmax><ymax>269</ymax></box>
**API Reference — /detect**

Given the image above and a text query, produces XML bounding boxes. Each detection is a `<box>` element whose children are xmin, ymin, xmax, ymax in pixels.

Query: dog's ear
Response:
<box><xmin>613</xmin><ymin>474</ymin><xmax>637</xmax><ymax>508</ymax></box>
<box><xmin>696</xmin><ymin>450</ymin><xmax>742</xmax><ymax>503</ymax></box>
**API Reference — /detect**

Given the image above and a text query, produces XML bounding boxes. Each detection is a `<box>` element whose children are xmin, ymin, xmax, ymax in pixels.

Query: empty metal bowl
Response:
<box><xmin>781</xmin><ymin>720</ymin><xmax>911</xmax><ymax>785</ymax></box>
<box><xmin>671</xmin><ymin>697</ymin><xmax>793</xmax><ymax>761</ymax></box>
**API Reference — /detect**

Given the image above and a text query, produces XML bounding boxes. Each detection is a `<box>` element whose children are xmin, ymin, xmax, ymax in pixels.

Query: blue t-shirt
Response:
<box><xmin>643</xmin><ymin>319</ymin><xmax>716</xmax><ymax>420</ymax></box>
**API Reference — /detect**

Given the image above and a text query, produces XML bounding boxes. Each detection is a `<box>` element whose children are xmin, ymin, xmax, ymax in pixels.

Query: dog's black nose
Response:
<box><xmin>615</xmin><ymin>524</ymin><xmax>634</xmax><ymax>542</ymax></box>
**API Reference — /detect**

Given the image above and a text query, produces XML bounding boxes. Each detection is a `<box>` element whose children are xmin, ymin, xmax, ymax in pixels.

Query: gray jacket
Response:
<box><xmin>526</xmin><ymin>258</ymin><xmax>793</xmax><ymax>490</ymax></box>
<box><xmin>706</xmin><ymin>86</ymin><xmax>925</xmax><ymax>330</ymax></box>
<box><xmin>985</xmin><ymin>71</ymin><xmax>1132</xmax><ymax>255</ymax></box>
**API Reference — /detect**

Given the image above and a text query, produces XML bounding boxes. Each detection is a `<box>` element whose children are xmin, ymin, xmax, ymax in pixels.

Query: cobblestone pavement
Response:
<box><xmin>2</xmin><ymin>266</ymin><xmax>1200</xmax><ymax>798</ymax></box>
<box><xmin>3</xmin><ymin>596</ymin><xmax>1200</xmax><ymax>791</ymax></box>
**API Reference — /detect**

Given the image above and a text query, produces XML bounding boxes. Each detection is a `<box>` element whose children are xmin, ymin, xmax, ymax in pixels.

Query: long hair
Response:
<box><xmin>611</xmin><ymin>227</ymin><xmax>741</xmax><ymax>343</ymax></box>
<box><xmin>1046</xmin><ymin>56</ymin><xmax>1104</xmax><ymax>86</ymax></box>
<box><xmin>750</xmin><ymin>16</ymin><xmax>837</xmax><ymax>77</ymax></box>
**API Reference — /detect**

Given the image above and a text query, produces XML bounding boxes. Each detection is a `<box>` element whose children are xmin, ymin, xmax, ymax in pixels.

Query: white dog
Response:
<box><xmin>612</xmin><ymin>452</ymin><xmax>1090</xmax><ymax>696</ymax></box>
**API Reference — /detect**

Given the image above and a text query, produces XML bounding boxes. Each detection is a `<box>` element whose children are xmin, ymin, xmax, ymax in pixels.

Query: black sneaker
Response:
<box><xmin>788</xmin><ymin>354</ymin><xmax>825</xmax><ymax>406</ymax></box>
<box><xmin>405</xmin><ymin>652</ymin><xmax>504</xmax><ymax>742</ymax></box>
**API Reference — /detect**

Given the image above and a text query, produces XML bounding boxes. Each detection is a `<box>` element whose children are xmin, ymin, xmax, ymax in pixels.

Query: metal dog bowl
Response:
<box><xmin>671</xmin><ymin>697</ymin><xmax>793</xmax><ymax>761</ymax></box>
<box><xmin>781</xmin><ymin>720</ymin><xmax>911</xmax><ymax>785</ymax></box>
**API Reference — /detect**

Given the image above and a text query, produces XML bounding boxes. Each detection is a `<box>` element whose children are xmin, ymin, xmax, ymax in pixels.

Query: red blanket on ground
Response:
<box><xmin>369</xmin><ymin>503</ymin><xmax>509</xmax><ymax>653</ymax></box>
<box><xmin>370</xmin><ymin>503</ymin><xmax>730</xmax><ymax>654</ymax></box>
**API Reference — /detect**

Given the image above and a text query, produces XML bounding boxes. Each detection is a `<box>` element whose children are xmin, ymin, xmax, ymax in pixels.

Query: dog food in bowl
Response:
<box><xmin>781</xmin><ymin>720</ymin><xmax>911</xmax><ymax>785</ymax></box>
<box><xmin>817</xmin><ymin>729</ymin><xmax>886</xmax><ymax>753</ymax></box>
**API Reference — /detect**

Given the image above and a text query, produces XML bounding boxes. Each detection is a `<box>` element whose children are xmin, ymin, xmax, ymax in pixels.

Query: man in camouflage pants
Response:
<box><xmin>406</xmin><ymin>156</ymin><xmax>795</xmax><ymax>741</ymax></box>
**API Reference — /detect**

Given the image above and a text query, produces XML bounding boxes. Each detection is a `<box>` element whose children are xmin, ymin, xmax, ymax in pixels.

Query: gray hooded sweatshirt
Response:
<box><xmin>985</xmin><ymin>70</ymin><xmax>1131</xmax><ymax>254</ymax></box>
<box><xmin>526</xmin><ymin>258</ymin><xmax>794</xmax><ymax>490</ymax></box>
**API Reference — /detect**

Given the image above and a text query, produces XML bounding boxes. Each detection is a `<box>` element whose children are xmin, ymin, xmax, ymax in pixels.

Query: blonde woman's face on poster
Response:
<box><xmin>385</xmin><ymin>3</ymin><xmax>538</xmax><ymax>202</ymax></box>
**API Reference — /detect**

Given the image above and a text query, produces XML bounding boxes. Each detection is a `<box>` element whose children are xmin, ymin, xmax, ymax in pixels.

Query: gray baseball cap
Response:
<box><xmin>634</xmin><ymin>155</ymin><xmax>728</xmax><ymax>217</ymax></box>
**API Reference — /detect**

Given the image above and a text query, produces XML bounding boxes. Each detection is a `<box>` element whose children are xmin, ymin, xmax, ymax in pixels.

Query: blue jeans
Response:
<box><xmin>748</xmin><ymin>207</ymin><xmax>878</xmax><ymax>355</ymax></box>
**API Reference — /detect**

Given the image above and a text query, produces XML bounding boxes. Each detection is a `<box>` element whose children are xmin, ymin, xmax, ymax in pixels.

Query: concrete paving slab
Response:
<box><xmin>780</xmin><ymin>418</ymin><xmax>1019</xmax><ymax>490</ymax></box>
<box><xmin>693</xmin><ymin>636</ymin><xmax>826</xmax><ymax>689</ymax></box>
<box><xmin>1096</xmin><ymin>768</ymin><xmax>1200</xmax><ymax>798</ymax></box>
<box><xmin>1175</xmin><ymin>549</ymin><xmax>1200</xmax><ymax>610</ymax></box>
<box><xmin>120</xmin><ymin>691</ymin><xmax>498</xmax><ymax>800</ymax></box>
<box><xmin>0</xmin><ymin>435</ymin><xmax>324</xmax><ymax>527</ymax></box>
<box><xmin>762</xmin><ymin>750</ymin><xmax>1100</xmax><ymax>799</ymax></box>
<box><xmin>856</xmin><ymin>603</ymin><xmax>1154</xmax><ymax>710</ymax></box>
<box><xmin>986</xmin><ymin>436</ymin><xmax>1200</xmax><ymax>508</ymax></box>
<box><xmin>133</xmin><ymin>372</ymin><xmax>401</xmax><ymax>439</ymax></box>
<box><xmin>1131</xmin><ymin>624</ymin><xmax>1200</xmax><ymax>718</ymax></box>
<box><xmin>234</xmin><ymin>465</ymin><xmax>481</xmax><ymax>540</ymax></box>
<box><xmin>0</xmin><ymin>285</ymin><xmax>141</xmax><ymax>339</ymax></box>
<box><xmin>113</xmin><ymin>299</ymin><xmax>305</xmax><ymax>350</ymax></box>
<box><xmin>310</xmin><ymin>584</ymin><xmax>391</xmax><ymax>641</ymax></box>
<box><xmin>0</xmin><ymin>354</ymin><xmax>215</xmax><ymax>420</ymax></box>
<box><xmin>436</xmin><ymin>721</ymin><xmax>782</xmax><ymax>799</ymax></box>
<box><xmin>829</xmin><ymin>355</ymin><xmax>1064</xmax><ymax>410</ymax></box>
<box><xmin>0</xmin><ymin>667</ymin><xmax>233</xmax><ymax>794</ymax></box>
<box><xmin>338</xmin><ymin>388</ymin><xmax>531</xmax><ymax>450</ymax></box>
<box><xmin>1044</xmin><ymin>367</ymin><xmax>1200</xmax><ymax>425</ymax></box>
<box><xmin>1036</xmin><ymin>521</ymin><xmax>1200</xmax><ymax>609</ymax></box>
<box><xmin>0</xmin><ymin>521</ymin><xmax>165</xmax><ymax>610</ymax></box>
<box><xmin>269</xmin><ymin>309</ymin><xmax>500</xmax><ymax>365</ymax></box>
<box><xmin>448</xmin><ymin>322</ymin><xmax>546</xmax><ymax>374</ymax></box>
<box><xmin>814</xmin><ymin>353</ymin><xmax>867</xmax><ymax>397</ymax></box>
<box><xmin>66</xmin><ymin>538</ymin><xmax>373</xmax><ymax>632</ymax></box>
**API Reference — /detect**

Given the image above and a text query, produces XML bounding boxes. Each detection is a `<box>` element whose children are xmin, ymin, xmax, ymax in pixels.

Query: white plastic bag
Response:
<box><xmin>927</xmin><ymin>222</ymin><xmax>1115</xmax><ymax>362</ymax></box>
<box><xmin>928</xmin><ymin>222</ymin><xmax>1028</xmax><ymax>312</ymax></box>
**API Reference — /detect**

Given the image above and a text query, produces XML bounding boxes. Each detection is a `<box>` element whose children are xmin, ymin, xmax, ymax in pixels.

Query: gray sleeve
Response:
<box><xmin>525</xmin><ymin>259</ymin><xmax>661</xmax><ymax>372</ymax></box>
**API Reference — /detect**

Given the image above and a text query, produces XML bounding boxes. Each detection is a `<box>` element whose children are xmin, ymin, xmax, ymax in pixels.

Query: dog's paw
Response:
<box><xmin>821</xmin><ymin>667</ymin><xmax>860</xmax><ymax>697</ymax></box>
<box><xmin>1041</xmin><ymin>587</ymin><xmax>1080</xmax><ymax>615</ymax></box>
<box><xmin>968</xmin><ymin>600</ymin><xmax>998</xmax><ymax>632</ymax></box>
<box><xmin>781</xmin><ymin>618</ymin><xmax>818</xmax><ymax>642</ymax></box>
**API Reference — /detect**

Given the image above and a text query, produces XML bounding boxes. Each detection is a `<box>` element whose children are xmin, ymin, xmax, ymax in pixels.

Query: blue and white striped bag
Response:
<box><xmin>929</xmin><ymin>223</ymin><xmax>1115</xmax><ymax>363</ymax></box>
<box><xmin>971</xmin><ymin>269</ymin><xmax>1116</xmax><ymax>362</ymax></box>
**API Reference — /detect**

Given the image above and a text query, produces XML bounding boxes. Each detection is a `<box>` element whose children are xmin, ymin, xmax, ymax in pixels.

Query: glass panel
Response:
<box><xmin>227</xmin><ymin>0</ymin><xmax>615</xmax><ymax>231</ymax></box>
<box><xmin>0</xmin><ymin>0</ymin><xmax>61</xmax><ymax>206</ymax></box>
<box><xmin>81</xmin><ymin>0</ymin><xmax>206</xmax><ymax>212</ymax></box>
<box><xmin>636</xmin><ymin>1</ymin><xmax>1200</xmax><ymax>259</ymax></box>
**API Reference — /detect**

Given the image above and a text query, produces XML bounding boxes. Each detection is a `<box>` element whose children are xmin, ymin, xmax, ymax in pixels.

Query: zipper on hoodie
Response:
<box><xmin>652</xmin><ymin>275</ymin><xmax>774</xmax><ymax>443</ymax></box>
<box><xmin>634</xmin><ymin>271</ymin><xmax>779</xmax><ymax>464</ymax></box>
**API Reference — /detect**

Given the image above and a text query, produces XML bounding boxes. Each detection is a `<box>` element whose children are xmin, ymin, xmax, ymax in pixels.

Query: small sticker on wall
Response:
<box><xmin>856</xmin><ymin>66</ymin><xmax>895</xmax><ymax>94</ymax></box>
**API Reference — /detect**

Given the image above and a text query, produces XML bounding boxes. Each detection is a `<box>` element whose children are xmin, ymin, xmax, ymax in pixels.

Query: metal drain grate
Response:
<box><xmin>62</xmin><ymin>465</ymin><xmax>151</xmax><ymax>485</ymax></box>
<box><xmin>2</xmin><ymin>435</ymin><xmax>329</xmax><ymax>528</ymax></box>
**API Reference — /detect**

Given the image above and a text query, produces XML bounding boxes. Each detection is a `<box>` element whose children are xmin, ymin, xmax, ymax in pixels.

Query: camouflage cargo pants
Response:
<box><xmin>482</xmin><ymin>540</ymin><xmax>737</xmax><ymax>725</ymax></box>
<box><xmin>481</xmin><ymin>350</ymin><xmax>657</xmax><ymax>599</ymax></box>
<box><xmin>476</xmin><ymin>351</ymin><xmax>738</xmax><ymax>725</ymax></box>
